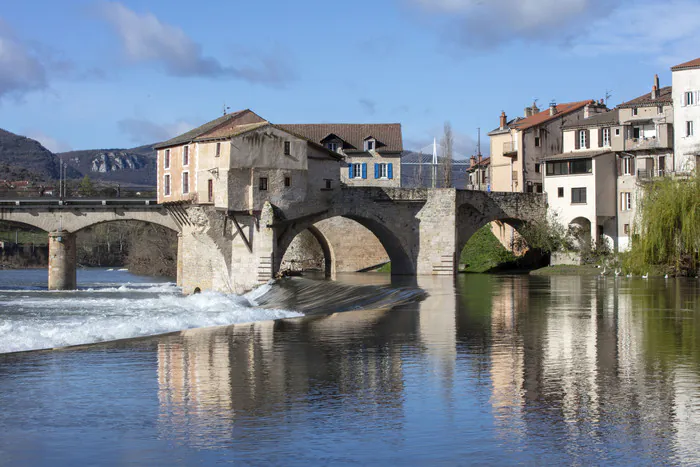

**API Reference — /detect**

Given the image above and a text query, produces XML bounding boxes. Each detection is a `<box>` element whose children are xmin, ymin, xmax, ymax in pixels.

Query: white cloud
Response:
<box><xmin>410</xmin><ymin>0</ymin><xmax>610</xmax><ymax>45</ymax></box>
<box><xmin>98</xmin><ymin>2</ymin><xmax>294</xmax><ymax>85</ymax></box>
<box><xmin>23</xmin><ymin>130</ymin><xmax>73</xmax><ymax>153</ymax></box>
<box><xmin>118</xmin><ymin>118</ymin><xmax>193</xmax><ymax>145</ymax></box>
<box><xmin>0</xmin><ymin>20</ymin><xmax>47</xmax><ymax>101</ymax></box>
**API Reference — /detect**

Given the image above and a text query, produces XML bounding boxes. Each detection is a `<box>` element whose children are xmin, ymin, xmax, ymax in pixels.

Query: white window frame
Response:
<box><xmin>621</xmin><ymin>192</ymin><xmax>632</xmax><ymax>211</ymax></box>
<box><xmin>182</xmin><ymin>171</ymin><xmax>189</xmax><ymax>195</ymax></box>
<box><xmin>183</xmin><ymin>146</ymin><xmax>189</xmax><ymax>166</ymax></box>
<box><xmin>364</xmin><ymin>139</ymin><xmax>375</xmax><ymax>151</ymax></box>
<box><xmin>378</xmin><ymin>163</ymin><xmax>388</xmax><ymax>179</ymax></box>
<box><xmin>615</xmin><ymin>128</ymin><xmax>620</xmax><ymax>136</ymax></box>
<box><xmin>327</xmin><ymin>142</ymin><xmax>339</xmax><ymax>152</ymax></box>
<box><xmin>164</xmin><ymin>149</ymin><xmax>170</xmax><ymax>169</ymax></box>
<box><xmin>352</xmin><ymin>163</ymin><xmax>363</xmax><ymax>179</ymax></box>
<box><xmin>622</xmin><ymin>157</ymin><xmax>632</xmax><ymax>175</ymax></box>
<box><xmin>685</xmin><ymin>91</ymin><xmax>695</xmax><ymax>106</ymax></box>
<box><xmin>687</xmin><ymin>120</ymin><xmax>694</xmax><ymax>137</ymax></box>
<box><xmin>163</xmin><ymin>174</ymin><xmax>171</xmax><ymax>196</ymax></box>
<box><xmin>632</xmin><ymin>108</ymin><xmax>638</xmax><ymax>116</ymax></box>
<box><xmin>602</xmin><ymin>127</ymin><xmax>611</xmax><ymax>146</ymax></box>
<box><xmin>579</xmin><ymin>130</ymin><xmax>587</xmax><ymax>149</ymax></box>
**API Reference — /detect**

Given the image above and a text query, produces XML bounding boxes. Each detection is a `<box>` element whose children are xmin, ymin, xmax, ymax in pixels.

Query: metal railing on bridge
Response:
<box><xmin>0</xmin><ymin>198</ymin><xmax>159</xmax><ymax>208</ymax></box>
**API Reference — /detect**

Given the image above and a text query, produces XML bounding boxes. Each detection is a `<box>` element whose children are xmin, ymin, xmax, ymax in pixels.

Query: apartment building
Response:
<box><xmin>672</xmin><ymin>58</ymin><xmax>700</xmax><ymax>173</ymax></box>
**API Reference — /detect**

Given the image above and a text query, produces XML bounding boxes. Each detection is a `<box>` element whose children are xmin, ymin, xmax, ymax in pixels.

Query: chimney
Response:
<box><xmin>524</xmin><ymin>106</ymin><xmax>532</xmax><ymax>118</ymax></box>
<box><xmin>500</xmin><ymin>111</ymin><xmax>507</xmax><ymax>130</ymax></box>
<box><xmin>549</xmin><ymin>101</ymin><xmax>558</xmax><ymax>116</ymax></box>
<box><xmin>532</xmin><ymin>101</ymin><xmax>540</xmax><ymax>114</ymax></box>
<box><xmin>652</xmin><ymin>85</ymin><xmax>658</xmax><ymax>100</ymax></box>
<box><xmin>470</xmin><ymin>156</ymin><xmax>476</xmax><ymax>168</ymax></box>
<box><xmin>654</xmin><ymin>73</ymin><xmax>660</xmax><ymax>91</ymax></box>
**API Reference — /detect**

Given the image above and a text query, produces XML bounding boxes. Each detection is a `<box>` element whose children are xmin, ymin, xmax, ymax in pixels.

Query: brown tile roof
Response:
<box><xmin>671</xmin><ymin>58</ymin><xmax>700</xmax><ymax>71</ymax></box>
<box><xmin>276</xmin><ymin>123</ymin><xmax>403</xmax><ymax>153</ymax></box>
<box><xmin>617</xmin><ymin>86</ymin><xmax>673</xmax><ymax>108</ymax></box>
<box><xmin>544</xmin><ymin>149</ymin><xmax>612</xmax><ymax>162</ymax></box>
<box><xmin>511</xmin><ymin>100</ymin><xmax>596</xmax><ymax>130</ymax></box>
<box><xmin>153</xmin><ymin>109</ymin><xmax>267</xmax><ymax>148</ymax></box>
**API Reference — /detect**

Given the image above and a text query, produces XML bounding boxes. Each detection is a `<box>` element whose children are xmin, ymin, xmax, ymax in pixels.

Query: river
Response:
<box><xmin>1</xmin><ymin>269</ymin><xmax>699</xmax><ymax>465</ymax></box>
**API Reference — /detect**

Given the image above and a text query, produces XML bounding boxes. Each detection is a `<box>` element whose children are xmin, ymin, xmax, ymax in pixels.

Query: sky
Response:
<box><xmin>1</xmin><ymin>0</ymin><xmax>699</xmax><ymax>157</ymax></box>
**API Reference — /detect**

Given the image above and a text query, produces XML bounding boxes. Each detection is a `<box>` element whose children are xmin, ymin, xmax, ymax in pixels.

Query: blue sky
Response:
<box><xmin>1</xmin><ymin>0</ymin><xmax>698</xmax><ymax>156</ymax></box>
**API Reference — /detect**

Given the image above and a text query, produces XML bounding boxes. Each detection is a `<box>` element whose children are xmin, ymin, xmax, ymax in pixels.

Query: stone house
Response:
<box><xmin>153</xmin><ymin>109</ymin><xmax>343</xmax><ymax>212</ymax></box>
<box><xmin>277</xmin><ymin>124</ymin><xmax>403</xmax><ymax>187</ymax></box>
<box><xmin>672</xmin><ymin>57</ymin><xmax>700</xmax><ymax>173</ymax></box>
<box><xmin>488</xmin><ymin>99</ymin><xmax>607</xmax><ymax>250</ymax></box>
<box><xmin>465</xmin><ymin>155</ymin><xmax>490</xmax><ymax>191</ymax></box>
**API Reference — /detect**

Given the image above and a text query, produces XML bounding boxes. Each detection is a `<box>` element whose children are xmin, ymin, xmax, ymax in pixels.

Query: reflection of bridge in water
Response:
<box><xmin>1</xmin><ymin>188</ymin><xmax>544</xmax><ymax>293</ymax></box>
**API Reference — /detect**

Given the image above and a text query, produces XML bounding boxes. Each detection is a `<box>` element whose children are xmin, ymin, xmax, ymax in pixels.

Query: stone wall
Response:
<box><xmin>280</xmin><ymin>229</ymin><xmax>324</xmax><ymax>271</ymax></box>
<box><xmin>315</xmin><ymin>217</ymin><xmax>389</xmax><ymax>272</ymax></box>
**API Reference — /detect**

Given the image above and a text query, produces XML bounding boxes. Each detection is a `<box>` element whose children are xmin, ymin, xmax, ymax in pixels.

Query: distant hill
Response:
<box><xmin>58</xmin><ymin>144</ymin><xmax>157</xmax><ymax>187</ymax></box>
<box><xmin>0</xmin><ymin>128</ymin><xmax>80</xmax><ymax>181</ymax></box>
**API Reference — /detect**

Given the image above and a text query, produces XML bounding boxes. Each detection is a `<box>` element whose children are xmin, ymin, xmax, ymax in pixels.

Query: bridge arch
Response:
<box><xmin>275</xmin><ymin>212</ymin><xmax>413</xmax><ymax>277</ymax></box>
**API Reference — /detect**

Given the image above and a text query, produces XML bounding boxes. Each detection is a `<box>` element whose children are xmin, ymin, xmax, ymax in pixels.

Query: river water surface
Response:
<box><xmin>1</xmin><ymin>269</ymin><xmax>699</xmax><ymax>465</ymax></box>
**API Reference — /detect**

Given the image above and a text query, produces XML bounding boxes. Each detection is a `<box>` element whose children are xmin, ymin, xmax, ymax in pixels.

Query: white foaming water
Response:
<box><xmin>0</xmin><ymin>279</ymin><xmax>301</xmax><ymax>354</ymax></box>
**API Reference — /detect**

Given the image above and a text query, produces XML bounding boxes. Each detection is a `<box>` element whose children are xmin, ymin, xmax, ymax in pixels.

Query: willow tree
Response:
<box><xmin>627</xmin><ymin>172</ymin><xmax>700</xmax><ymax>275</ymax></box>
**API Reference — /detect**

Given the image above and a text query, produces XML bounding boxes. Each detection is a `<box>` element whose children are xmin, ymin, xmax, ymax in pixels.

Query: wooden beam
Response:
<box><xmin>230</xmin><ymin>213</ymin><xmax>252</xmax><ymax>253</ymax></box>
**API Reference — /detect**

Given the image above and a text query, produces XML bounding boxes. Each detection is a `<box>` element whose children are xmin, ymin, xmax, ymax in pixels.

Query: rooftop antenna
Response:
<box><xmin>223</xmin><ymin>103</ymin><xmax>231</xmax><ymax>116</ymax></box>
<box><xmin>605</xmin><ymin>90</ymin><xmax>613</xmax><ymax>107</ymax></box>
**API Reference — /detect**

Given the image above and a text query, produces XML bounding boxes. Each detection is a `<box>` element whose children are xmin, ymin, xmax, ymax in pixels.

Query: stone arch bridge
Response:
<box><xmin>0</xmin><ymin>190</ymin><xmax>545</xmax><ymax>292</ymax></box>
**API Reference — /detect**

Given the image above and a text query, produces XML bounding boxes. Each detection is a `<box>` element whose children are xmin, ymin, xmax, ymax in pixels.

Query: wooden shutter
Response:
<box><xmin>630</xmin><ymin>157</ymin><xmax>636</xmax><ymax>176</ymax></box>
<box><xmin>388</xmin><ymin>163</ymin><xmax>393</xmax><ymax>179</ymax></box>
<box><xmin>585</xmin><ymin>129</ymin><xmax>591</xmax><ymax>149</ymax></box>
<box><xmin>598</xmin><ymin>128</ymin><xmax>604</xmax><ymax>148</ymax></box>
<box><xmin>617</xmin><ymin>156</ymin><xmax>622</xmax><ymax>176</ymax></box>
<box><xmin>348</xmin><ymin>163</ymin><xmax>354</xmax><ymax>179</ymax></box>
<box><xmin>361</xmin><ymin>163</ymin><xmax>367</xmax><ymax>179</ymax></box>
<box><xmin>374</xmin><ymin>163</ymin><xmax>379</xmax><ymax>179</ymax></box>
<box><xmin>575</xmin><ymin>131</ymin><xmax>581</xmax><ymax>149</ymax></box>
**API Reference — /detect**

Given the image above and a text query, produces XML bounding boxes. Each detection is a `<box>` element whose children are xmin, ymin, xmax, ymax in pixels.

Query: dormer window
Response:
<box><xmin>326</xmin><ymin>142</ymin><xmax>339</xmax><ymax>152</ymax></box>
<box><xmin>364</xmin><ymin>139</ymin><xmax>375</xmax><ymax>151</ymax></box>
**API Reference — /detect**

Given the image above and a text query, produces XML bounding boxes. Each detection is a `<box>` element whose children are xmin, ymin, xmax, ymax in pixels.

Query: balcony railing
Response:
<box><xmin>626</xmin><ymin>137</ymin><xmax>670</xmax><ymax>150</ymax></box>
<box><xmin>503</xmin><ymin>141</ymin><xmax>518</xmax><ymax>156</ymax></box>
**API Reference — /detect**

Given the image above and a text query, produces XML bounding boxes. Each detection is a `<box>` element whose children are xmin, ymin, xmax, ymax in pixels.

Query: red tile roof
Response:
<box><xmin>671</xmin><ymin>58</ymin><xmax>700</xmax><ymax>71</ymax></box>
<box><xmin>511</xmin><ymin>100</ymin><xmax>596</xmax><ymax>130</ymax></box>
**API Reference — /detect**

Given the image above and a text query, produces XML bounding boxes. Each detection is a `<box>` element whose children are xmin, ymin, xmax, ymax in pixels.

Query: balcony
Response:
<box><xmin>503</xmin><ymin>141</ymin><xmax>518</xmax><ymax>157</ymax></box>
<box><xmin>637</xmin><ymin>168</ymin><xmax>668</xmax><ymax>181</ymax></box>
<box><xmin>626</xmin><ymin>137</ymin><xmax>667</xmax><ymax>151</ymax></box>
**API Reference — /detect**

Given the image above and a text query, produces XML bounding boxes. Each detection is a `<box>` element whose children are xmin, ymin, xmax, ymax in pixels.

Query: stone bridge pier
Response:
<box><xmin>48</xmin><ymin>231</ymin><xmax>77</xmax><ymax>290</ymax></box>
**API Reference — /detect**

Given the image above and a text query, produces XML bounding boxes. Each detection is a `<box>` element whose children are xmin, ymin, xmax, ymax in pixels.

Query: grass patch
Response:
<box><xmin>375</xmin><ymin>262</ymin><xmax>391</xmax><ymax>273</ymax></box>
<box><xmin>460</xmin><ymin>225</ymin><xmax>517</xmax><ymax>273</ymax></box>
<box><xmin>530</xmin><ymin>265</ymin><xmax>602</xmax><ymax>276</ymax></box>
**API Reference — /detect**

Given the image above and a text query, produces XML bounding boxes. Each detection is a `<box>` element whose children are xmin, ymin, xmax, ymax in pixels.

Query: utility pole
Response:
<box><xmin>477</xmin><ymin>127</ymin><xmax>482</xmax><ymax>191</ymax></box>
<box><xmin>432</xmin><ymin>138</ymin><xmax>438</xmax><ymax>188</ymax></box>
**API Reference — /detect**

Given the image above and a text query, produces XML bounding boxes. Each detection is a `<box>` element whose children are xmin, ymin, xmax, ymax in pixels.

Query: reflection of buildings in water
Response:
<box><xmin>489</xmin><ymin>277</ymin><xmax>526</xmax><ymax>436</ymax></box>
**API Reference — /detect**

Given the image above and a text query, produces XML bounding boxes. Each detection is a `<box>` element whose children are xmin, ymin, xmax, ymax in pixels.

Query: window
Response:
<box><xmin>182</xmin><ymin>172</ymin><xmax>189</xmax><ymax>194</ymax></box>
<box><xmin>377</xmin><ymin>163</ymin><xmax>388</xmax><ymax>179</ymax></box>
<box><xmin>615</xmin><ymin>128</ymin><xmax>620</xmax><ymax>136</ymax></box>
<box><xmin>326</xmin><ymin>142</ymin><xmax>339</xmax><ymax>152</ymax></box>
<box><xmin>578</xmin><ymin>130</ymin><xmax>587</xmax><ymax>149</ymax></box>
<box><xmin>658</xmin><ymin>105</ymin><xmax>663</xmax><ymax>114</ymax></box>
<box><xmin>364</xmin><ymin>139</ymin><xmax>375</xmax><ymax>151</ymax></box>
<box><xmin>621</xmin><ymin>192</ymin><xmax>632</xmax><ymax>211</ymax></box>
<box><xmin>259</xmin><ymin>177</ymin><xmax>268</xmax><ymax>191</ymax></box>
<box><xmin>207</xmin><ymin>179</ymin><xmax>213</xmax><ymax>202</ymax></box>
<box><xmin>633</xmin><ymin>127</ymin><xmax>641</xmax><ymax>139</ymax></box>
<box><xmin>481</xmin><ymin>171</ymin><xmax>486</xmax><ymax>184</ymax></box>
<box><xmin>325</xmin><ymin>179</ymin><xmax>332</xmax><ymax>190</ymax></box>
<box><xmin>687</xmin><ymin>121</ymin><xmax>694</xmax><ymax>137</ymax></box>
<box><xmin>284</xmin><ymin>176</ymin><xmax>291</xmax><ymax>187</ymax></box>
<box><xmin>622</xmin><ymin>157</ymin><xmax>632</xmax><ymax>175</ymax></box>
<box><xmin>164</xmin><ymin>149</ymin><xmax>170</xmax><ymax>169</ymax></box>
<box><xmin>163</xmin><ymin>174</ymin><xmax>171</xmax><ymax>196</ymax></box>
<box><xmin>571</xmin><ymin>187</ymin><xmax>587</xmax><ymax>204</ymax></box>
<box><xmin>183</xmin><ymin>146</ymin><xmax>189</xmax><ymax>166</ymax></box>
<box><xmin>351</xmin><ymin>163</ymin><xmax>363</xmax><ymax>179</ymax></box>
<box><xmin>623</xmin><ymin>224</ymin><xmax>630</xmax><ymax>235</ymax></box>
<box><xmin>602</xmin><ymin>128</ymin><xmax>611</xmax><ymax>146</ymax></box>
<box><xmin>215</xmin><ymin>142</ymin><xmax>221</xmax><ymax>157</ymax></box>
<box><xmin>535</xmin><ymin>163</ymin><xmax>541</xmax><ymax>173</ymax></box>
<box><xmin>570</xmin><ymin>159</ymin><xmax>592</xmax><ymax>174</ymax></box>
<box><xmin>557</xmin><ymin>187</ymin><xmax>564</xmax><ymax>198</ymax></box>
<box><xmin>685</xmin><ymin>91</ymin><xmax>695</xmax><ymax>106</ymax></box>
<box><xmin>535</xmin><ymin>136</ymin><xmax>541</xmax><ymax>147</ymax></box>
<box><xmin>546</xmin><ymin>161</ymin><xmax>569</xmax><ymax>176</ymax></box>
<box><xmin>284</xmin><ymin>141</ymin><xmax>291</xmax><ymax>156</ymax></box>
<box><xmin>536</xmin><ymin>183</ymin><xmax>543</xmax><ymax>193</ymax></box>
<box><xmin>632</xmin><ymin>108</ymin><xmax>638</xmax><ymax>116</ymax></box>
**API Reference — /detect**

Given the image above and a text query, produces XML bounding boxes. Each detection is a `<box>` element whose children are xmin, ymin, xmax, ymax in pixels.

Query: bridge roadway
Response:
<box><xmin>0</xmin><ymin>190</ymin><xmax>546</xmax><ymax>293</ymax></box>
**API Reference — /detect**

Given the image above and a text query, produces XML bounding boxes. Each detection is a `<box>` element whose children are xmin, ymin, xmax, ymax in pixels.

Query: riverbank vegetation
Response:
<box><xmin>623</xmin><ymin>173</ymin><xmax>700</xmax><ymax>276</ymax></box>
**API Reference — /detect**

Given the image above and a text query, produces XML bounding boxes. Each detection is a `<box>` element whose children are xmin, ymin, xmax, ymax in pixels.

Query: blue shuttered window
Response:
<box><xmin>348</xmin><ymin>163</ymin><xmax>354</xmax><ymax>179</ymax></box>
<box><xmin>374</xmin><ymin>163</ymin><xmax>379</xmax><ymax>179</ymax></box>
<box><xmin>361</xmin><ymin>163</ymin><xmax>367</xmax><ymax>179</ymax></box>
<box><xmin>388</xmin><ymin>163</ymin><xmax>393</xmax><ymax>179</ymax></box>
